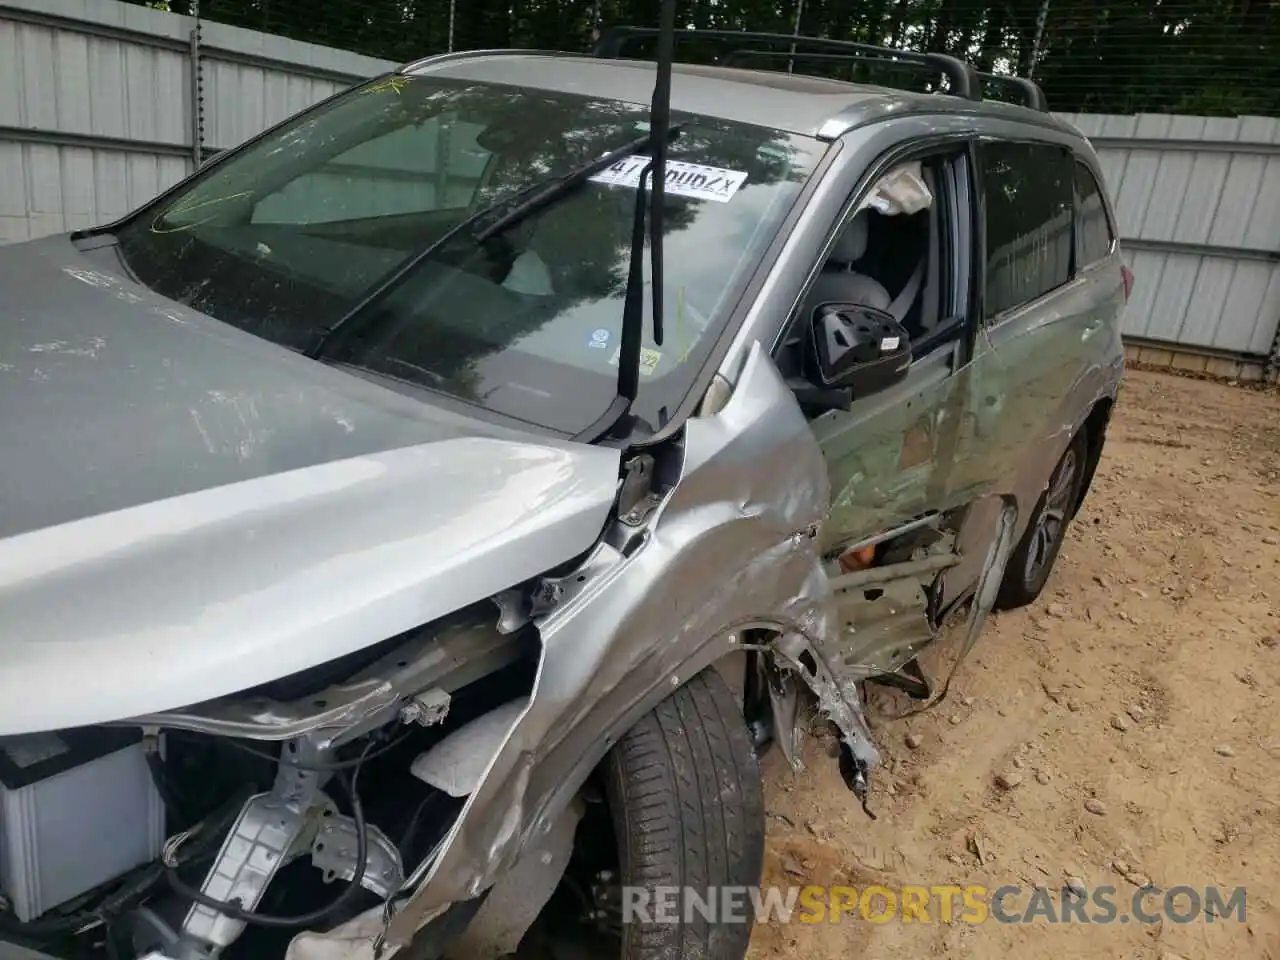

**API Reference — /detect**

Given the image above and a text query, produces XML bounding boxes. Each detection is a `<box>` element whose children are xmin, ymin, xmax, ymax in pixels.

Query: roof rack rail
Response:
<box><xmin>721</xmin><ymin>49</ymin><xmax>1049</xmax><ymax>112</ymax></box>
<box><xmin>592</xmin><ymin>26</ymin><xmax>983</xmax><ymax>102</ymax></box>
<box><xmin>975</xmin><ymin>71</ymin><xmax>1050</xmax><ymax>111</ymax></box>
<box><xmin>593</xmin><ymin>27</ymin><xmax>1051</xmax><ymax>113</ymax></box>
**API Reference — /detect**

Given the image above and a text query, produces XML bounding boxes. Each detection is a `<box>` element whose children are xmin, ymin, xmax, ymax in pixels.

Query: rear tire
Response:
<box><xmin>995</xmin><ymin>429</ymin><xmax>1089</xmax><ymax>610</ymax></box>
<box><xmin>605</xmin><ymin>667</ymin><xmax>765</xmax><ymax>960</ymax></box>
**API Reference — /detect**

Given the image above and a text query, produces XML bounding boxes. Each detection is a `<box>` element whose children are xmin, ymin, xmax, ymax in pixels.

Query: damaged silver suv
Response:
<box><xmin>0</xmin><ymin>18</ymin><xmax>1127</xmax><ymax>960</ymax></box>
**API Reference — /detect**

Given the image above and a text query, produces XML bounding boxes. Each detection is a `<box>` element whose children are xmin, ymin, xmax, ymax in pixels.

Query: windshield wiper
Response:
<box><xmin>585</xmin><ymin>0</ymin><xmax>678</xmax><ymax>442</ymax></box>
<box><xmin>309</xmin><ymin>127</ymin><xmax>679</xmax><ymax>360</ymax></box>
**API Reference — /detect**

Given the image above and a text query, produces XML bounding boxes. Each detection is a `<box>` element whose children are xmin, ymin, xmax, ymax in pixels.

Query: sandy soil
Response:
<box><xmin>747</xmin><ymin>370</ymin><xmax>1280</xmax><ymax>960</ymax></box>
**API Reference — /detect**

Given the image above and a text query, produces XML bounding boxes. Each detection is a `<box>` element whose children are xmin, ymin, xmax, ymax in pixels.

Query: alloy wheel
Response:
<box><xmin>1023</xmin><ymin>447</ymin><xmax>1079</xmax><ymax>585</ymax></box>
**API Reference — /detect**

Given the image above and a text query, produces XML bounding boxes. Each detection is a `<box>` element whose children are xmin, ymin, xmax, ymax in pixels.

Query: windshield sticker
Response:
<box><xmin>609</xmin><ymin>345</ymin><xmax>662</xmax><ymax>377</ymax></box>
<box><xmin>589</xmin><ymin>157</ymin><xmax>748</xmax><ymax>203</ymax></box>
<box><xmin>588</xmin><ymin>328</ymin><xmax>611</xmax><ymax>350</ymax></box>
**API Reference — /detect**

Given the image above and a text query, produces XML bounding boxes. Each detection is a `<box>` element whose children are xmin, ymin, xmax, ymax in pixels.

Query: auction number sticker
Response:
<box><xmin>589</xmin><ymin>157</ymin><xmax>748</xmax><ymax>203</ymax></box>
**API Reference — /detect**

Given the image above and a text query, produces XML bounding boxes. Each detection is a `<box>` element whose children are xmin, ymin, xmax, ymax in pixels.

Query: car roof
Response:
<box><xmin>404</xmin><ymin>52</ymin><xmax>1079</xmax><ymax>141</ymax></box>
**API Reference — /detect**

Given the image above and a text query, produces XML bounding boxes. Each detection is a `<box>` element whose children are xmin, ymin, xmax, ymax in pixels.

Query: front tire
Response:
<box><xmin>995</xmin><ymin>429</ymin><xmax>1089</xmax><ymax>610</ymax></box>
<box><xmin>606</xmin><ymin>667</ymin><xmax>765</xmax><ymax>960</ymax></box>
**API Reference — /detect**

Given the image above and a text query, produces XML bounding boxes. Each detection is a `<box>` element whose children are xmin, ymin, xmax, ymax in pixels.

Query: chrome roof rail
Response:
<box><xmin>399</xmin><ymin>48</ymin><xmax>582</xmax><ymax>74</ymax></box>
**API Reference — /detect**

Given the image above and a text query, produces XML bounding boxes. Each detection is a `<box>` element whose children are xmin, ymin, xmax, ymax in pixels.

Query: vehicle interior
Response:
<box><xmin>774</xmin><ymin>149</ymin><xmax>970</xmax><ymax>417</ymax></box>
<box><xmin>810</xmin><ymin>163</ymin><xmax>936</xmax><ymax>337</ymax></box>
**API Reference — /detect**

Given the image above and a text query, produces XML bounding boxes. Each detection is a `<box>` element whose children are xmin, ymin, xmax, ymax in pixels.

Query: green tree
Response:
<box><xmin>129</xmin><ymin>0</ymin><xmax>1280</xmax><ymax>115</ymax></box>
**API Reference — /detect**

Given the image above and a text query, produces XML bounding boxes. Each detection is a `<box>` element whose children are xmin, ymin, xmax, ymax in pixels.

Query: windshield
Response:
<box><xmin>114</xmin><ymin>74</ymin><xmax>825</xmax><ymax>436</ymax></box>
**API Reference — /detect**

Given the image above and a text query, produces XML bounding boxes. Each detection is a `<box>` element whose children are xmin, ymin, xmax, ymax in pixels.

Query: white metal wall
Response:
<box><xmin>1</xmin><ymin>0</ymin><xmax>1276</xmax><ymax>366</ymax></box>
<box><xmin>1060</xmin><ymin>112</ymin><xmax>1280</xmax><ymax>361</ymax></box>
<box><xmin>0</xmin><ymin>0</ymin><xmax>392</xmax><ymax>242</ymax></box>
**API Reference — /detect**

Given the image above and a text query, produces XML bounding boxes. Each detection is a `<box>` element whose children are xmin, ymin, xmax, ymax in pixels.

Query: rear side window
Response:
<box><xmin>1074</xmin><ymin>162</ymin><xmax>1115</xmax><ymax>267</ymax></box>
<box><xmin>980</xmin><ymin>142</ymin><xmax>1074</xmax><ymax>318</ymax></box>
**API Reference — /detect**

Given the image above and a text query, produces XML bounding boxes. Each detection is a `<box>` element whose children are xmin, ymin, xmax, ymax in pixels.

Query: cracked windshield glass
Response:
<box><xmin>114</xmin><ymin>74</ymin><xmax>825</xmax><ymax>435</ymax></box>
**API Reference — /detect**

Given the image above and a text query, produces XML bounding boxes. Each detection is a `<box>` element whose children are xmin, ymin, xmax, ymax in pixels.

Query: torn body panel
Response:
<box><xmin>382</xmin><ymin>342</ymin><xmax>879</xmax><ymax>944</ymax></box>
<box><xmin>924</xmin><ymin>497</ymin><xmax>1019</xmax><ymax>701</ymax></box>
<box><xmin>827</xmin><ymin>523</ymin><xmax>958</xmax><ymax>677</ymax></box>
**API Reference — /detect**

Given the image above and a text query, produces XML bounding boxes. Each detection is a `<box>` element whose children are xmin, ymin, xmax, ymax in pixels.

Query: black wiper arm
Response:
<box><xmin>648</xmin><ymin>0</ymin><xmax>676</xmax><ymax>350</ymax></box>
<box><xmin>587</xmin><ymin>0</ymin><xmax>678</xmax><ymax>443</ymax></box>
<box><xmin>612</xmin><ymin>163</ymin><xmax>655</xmax><ymax>412</ymax></box>
<box><xmin>309</xmin><ymin>127</ymin><xmax>679</xmax><ymax>360</ymax></box>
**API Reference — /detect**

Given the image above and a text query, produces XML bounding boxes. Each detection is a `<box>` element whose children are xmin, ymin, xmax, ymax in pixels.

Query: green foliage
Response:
<box><xmin>133</xmin><ymin>0</ymin><xmax>1280</xmax><ymax>116</ymax></box>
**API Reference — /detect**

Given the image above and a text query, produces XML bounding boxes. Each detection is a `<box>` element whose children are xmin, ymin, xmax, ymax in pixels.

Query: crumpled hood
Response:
<box><xmin>0</xmin><ymin>235</ymin><xmax>621</xmax><ymax>734</ymax></box>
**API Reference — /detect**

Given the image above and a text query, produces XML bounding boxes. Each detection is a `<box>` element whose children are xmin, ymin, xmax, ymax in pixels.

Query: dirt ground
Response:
<box><xmin>748</xmin><ymin>370</ymin><xmax>1280</xmax><ymax>960</ymax></box>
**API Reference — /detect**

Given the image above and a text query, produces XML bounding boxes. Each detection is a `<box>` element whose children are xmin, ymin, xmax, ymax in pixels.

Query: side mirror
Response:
<box><xmin>806</xmin><ymin>303</ymin><xmax>912</xmax><ymax>399</ymax></box>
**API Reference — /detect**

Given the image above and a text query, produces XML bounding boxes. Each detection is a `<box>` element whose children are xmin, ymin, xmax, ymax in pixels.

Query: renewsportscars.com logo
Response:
<box><xmin>619</xmin><ymin>883</ymin><xmax>1247</xmax><ymax>926</ymax></box>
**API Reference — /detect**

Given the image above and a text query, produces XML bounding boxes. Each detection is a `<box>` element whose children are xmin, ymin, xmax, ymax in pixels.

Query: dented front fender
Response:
<box><xmin>382</xmin><ymin>342</ymin><xmax>879</xmax><ymax>945</ymax></box>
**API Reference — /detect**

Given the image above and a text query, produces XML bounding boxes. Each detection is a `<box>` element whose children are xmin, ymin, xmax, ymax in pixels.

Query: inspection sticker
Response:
<box><xmin>589</xmin><ymin>156</ymin><xmax>748</xmax><ymax>203</ymax></box>
<box><xmin>609</xmin><ymin>345</ymin><xmax>663</xmax><ymax>377</ymax></box>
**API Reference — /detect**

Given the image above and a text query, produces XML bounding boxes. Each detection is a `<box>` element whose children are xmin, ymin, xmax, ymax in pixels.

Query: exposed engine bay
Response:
<box><xmin>0</xmin><ymin>603</ymin><xmax>535</xmax><ymax>960</ymax></box>
<box><xmin>0</xmin><ymin>493</ymin><xmax>1017</xmax><ymax>960</ymax></box>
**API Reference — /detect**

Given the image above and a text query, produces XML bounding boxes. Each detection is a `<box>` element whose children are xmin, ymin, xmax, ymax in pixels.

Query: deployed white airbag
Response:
<box><xmin>857</xmin><ymin>161</ymin><xmax>934</xmax><ymax>216</ymax></box>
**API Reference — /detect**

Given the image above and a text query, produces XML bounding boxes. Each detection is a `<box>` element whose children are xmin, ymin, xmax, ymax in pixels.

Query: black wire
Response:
<box><xmin>164</xmin><ymin>739</ymin><xmax>375</xmax><ymax>929</ymax></box>
<box><xmin>218</xmin><ymin>728</ymin><xmax>414</xmax><ymax>770</ymax></box>
<box><xmin>396</xmin><ymin>792</ymin><xmax>436</xmax><ymax>856</ymax></box>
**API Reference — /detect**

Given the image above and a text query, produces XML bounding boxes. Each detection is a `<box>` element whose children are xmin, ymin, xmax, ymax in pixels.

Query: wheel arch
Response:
<box><xmin>403</xmin><ymin>633</ymin><xmax>751</xmax><ymax>959</ymax></box>
<box><xmin>1073</xmin><ymin>395</ymin><xmax>1114</xmax><ymax>517</ymax></box>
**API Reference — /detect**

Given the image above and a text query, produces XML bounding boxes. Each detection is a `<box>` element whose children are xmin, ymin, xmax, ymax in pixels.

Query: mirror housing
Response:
<box><xmin>806</xmin><ymin>303</ymin><xmax>912</xmax><ymax>399</ymax></box>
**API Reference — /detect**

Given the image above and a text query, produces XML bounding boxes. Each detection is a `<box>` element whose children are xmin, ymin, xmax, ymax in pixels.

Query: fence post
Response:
<box><xmin>788</xmin><ymin>0</ymin><xmax>805</xmax><ymax>74</ymax></box>
<box><xmin>189</xmin><ymin>1</ymin><xmax>205</xmax><ymax>168</ymax></box>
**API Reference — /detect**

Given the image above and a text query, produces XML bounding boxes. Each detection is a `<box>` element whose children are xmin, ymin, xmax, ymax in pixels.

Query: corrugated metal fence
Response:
<box><xmin>2</xmin><ymin>0</ymin><xmax>1277</xmax><ymax>378</ymax></box>
<box><xmin>1061</xmin><ymin>112</ymin><xmax>1280</xmax><ymax>379</ymax></box>
<box><xmin>0</xmin><ymin>0</ymin><xmax>392</xmax><ymax>241</ymax></box>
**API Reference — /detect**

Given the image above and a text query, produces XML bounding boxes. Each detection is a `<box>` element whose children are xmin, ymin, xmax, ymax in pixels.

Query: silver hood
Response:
<box><xmin>0</xmin><ymin>235</ymin><xmax>621</xmax><ymax>734</ymax></box>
